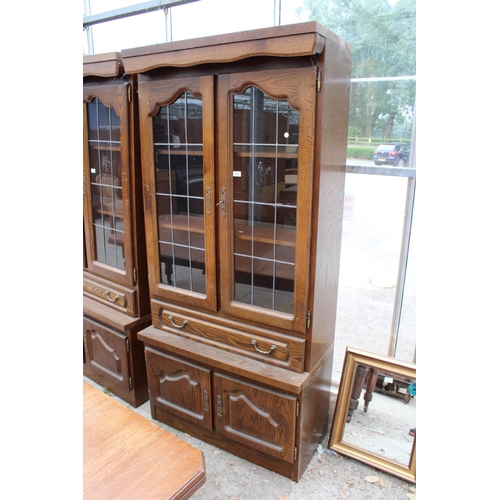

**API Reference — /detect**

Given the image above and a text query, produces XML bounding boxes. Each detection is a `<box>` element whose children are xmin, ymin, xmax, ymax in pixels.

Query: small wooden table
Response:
<box><xmin>83</xmin><ymin>381</ymin><xmax>206</xmax><ymax>499</ymax></box>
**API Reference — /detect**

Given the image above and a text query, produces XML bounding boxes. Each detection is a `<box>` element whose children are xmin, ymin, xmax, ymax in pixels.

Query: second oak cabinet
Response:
<box><xmin>122</xmin><ymin>21</ymin><xmax>352</xmax><ymax>480</ymax></box>
<box><xmin>83</xmin><ymin>52</ymin><xmax>151</xmax><ymax>407</ymax></box>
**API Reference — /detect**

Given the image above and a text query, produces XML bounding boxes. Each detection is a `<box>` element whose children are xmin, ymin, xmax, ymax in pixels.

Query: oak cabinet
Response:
<box><xmin>122</xmin><ymin>22</ymin><xmax>352</xmax><ymax>479</ymax></box>
<box><xmin>83</xmin><ymin>52</ymin><xmax>151</xmax><ymax>407</ymax></box>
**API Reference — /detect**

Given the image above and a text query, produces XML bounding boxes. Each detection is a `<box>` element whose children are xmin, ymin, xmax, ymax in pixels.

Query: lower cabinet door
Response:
<box><xmin>83</xmin><ymin>317</ymin><xmax>130</xmax><ymax>392</ymax></box>
<box><xmin>214</xmin><ymin>372</ymin><xmax>297</xmax><ymax>463</ymax></box>
<box><xmin>145</xmin><ymin>347</ymin><xmax>212</xmax><ymax>430</ymax></box>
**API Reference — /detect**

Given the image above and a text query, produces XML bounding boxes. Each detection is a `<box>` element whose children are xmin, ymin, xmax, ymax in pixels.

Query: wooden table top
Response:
<box><xmin>83</xmin><ymin>381</ymin><xmax>206</xmax><ymax>499</ymax></box>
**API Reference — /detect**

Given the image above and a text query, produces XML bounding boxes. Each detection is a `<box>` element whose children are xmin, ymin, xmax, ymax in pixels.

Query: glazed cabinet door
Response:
<box><xmin>138</xmin><ymin>75</ymin><xmax>217</xmax><ymax>312</ymax></box>
<box><xmin>217</xmin><ymin>67</ymin><xmax>317</xmax><ymax>332</ymax></box>
<box><xmin>83</xmin><ymin>317</ymin><xmax>131</xmax><ymax>392</ymax></box>
<box><xmin>214</xmin><ymin>373</ymin><xmax>297</xmax><ymax>463</ymax></box>
<box><xmin>83</xmin><ymin>83</ymin><xmax>135</xmax><ymax>287</ymax></box>
<box><xmin>144</xmin><ymin>347</ymin><xmax>213</xmax><ymax>430</ymax></box>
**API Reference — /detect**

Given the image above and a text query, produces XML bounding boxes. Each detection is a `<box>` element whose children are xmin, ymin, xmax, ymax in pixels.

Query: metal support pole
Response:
<box><xmin>164</xmin><ymin>6</ymin><xmax>172</xmax><ymax>41</ymax></box>
<box><xmin>387</xmin><ymin>108</ymin><xmax>417</xmax><ymax>358</ymax></box>
<box><xmin>83</xmin><ymin>0</ymin><xmax>94</xmax><ymax>55</ymax></box>
<box><xmin>83</xmin><ymin>0</ymin><xmax>200</xmax><ymax>28</ymax></box>
<box><xmin>274</xmin><ymin>0</ymin><xmax>281</xmax><ymax>26</ymax></box>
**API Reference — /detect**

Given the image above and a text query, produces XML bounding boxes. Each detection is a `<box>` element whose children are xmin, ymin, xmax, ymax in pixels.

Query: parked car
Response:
<box><xmin>373</xmin><ymin>143</ymin><xmax>410</xmax><ymax>166</ymax></box>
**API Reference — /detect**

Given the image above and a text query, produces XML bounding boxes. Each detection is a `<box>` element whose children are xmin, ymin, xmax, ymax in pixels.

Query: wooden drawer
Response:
<box><xmin>83</xmin><ymin>274</ymin><xmax>136</xmax><ymax>317</ymax></box>
<box><xmin>151</xmin><ymin>300</ymin><xmax>305</xmax><ymax>372</ymax></box>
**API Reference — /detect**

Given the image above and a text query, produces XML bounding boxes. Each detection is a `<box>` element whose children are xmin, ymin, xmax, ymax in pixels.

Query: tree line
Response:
<box><xmin>299</xmin><ymin>0</ymin><xmax>416</xmax><ymax>141</ymax></box>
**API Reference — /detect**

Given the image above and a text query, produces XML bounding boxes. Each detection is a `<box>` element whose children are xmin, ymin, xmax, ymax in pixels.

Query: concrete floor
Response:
<box><xmin>84</xmin><ymin>376</ymin><xmax>416</xmax><ymax>499</ymax></box>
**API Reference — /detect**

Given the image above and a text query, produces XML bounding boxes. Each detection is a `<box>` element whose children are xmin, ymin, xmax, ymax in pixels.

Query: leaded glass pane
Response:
<box><xmin>232</xmin><ymin>87</ymin><xmax>299</xmax><ymax>314</ymax></box>
<box><xmin>87</xmin><ymin>98</ymin><xmax>125</xmax><ymax>270</ymax></box>
<box><xmin>153</xmin><ymin>92</ymin><xmax>206</xmax><ymax>294</ymax></box>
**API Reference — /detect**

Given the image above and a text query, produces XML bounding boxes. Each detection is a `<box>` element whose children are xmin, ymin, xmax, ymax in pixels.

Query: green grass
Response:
<box><xmin>347</xmin><ymin>146</ymin><xmax>376</xmax><ymax>160</ymax></box>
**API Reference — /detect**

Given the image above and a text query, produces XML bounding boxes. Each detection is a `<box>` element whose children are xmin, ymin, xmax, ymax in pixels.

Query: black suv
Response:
<box><xmin>373</xmin><ymin>144</ymin><xmax>410</xmax><ymax>166</ymax></box>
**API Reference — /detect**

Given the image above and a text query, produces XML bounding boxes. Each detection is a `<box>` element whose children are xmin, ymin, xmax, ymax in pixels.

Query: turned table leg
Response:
<box><xmin>347</xmin><ymin>365</ymin><xmax>368</xmax><ymax>423</ymax></box>
<box><xmin>363</xmin><ymin>368</ymin><xmax>378</xmax><ymax>412</ymax></box>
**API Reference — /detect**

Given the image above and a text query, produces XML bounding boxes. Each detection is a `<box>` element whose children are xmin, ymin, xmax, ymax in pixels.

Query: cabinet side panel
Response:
<box><xmin>308</xmin><ymin>39</ymin><xmax>351</xmax><ymax>371</ymax></box>
<box><xmin>296</xmin><ymin>347</ymin><xmax>334</xmax><ymax>480</ymax></box>
<box><xmin>129</xmin><ymin>74</ymin><xmax>151</xmax><ymax>317</ymax></box>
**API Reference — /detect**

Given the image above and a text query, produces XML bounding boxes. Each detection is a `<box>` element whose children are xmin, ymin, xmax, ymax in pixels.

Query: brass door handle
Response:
<box><xmin>168</xmin><ymin>315</ymin><xmax>188</xmax><ymax>329</ymax></box>
<box><xmin>218</xmin><ymin>186</ymin><xmax>226</xmax><ymax>216</ymax></box>
<box><xmin>216</xmin><ymin>394</ymin><xmax>222</xmax><ymax>417</ymax></box>
<box><xmin>205</xmin><ymin>186</ymin><xmax>211</xmax><ymax>215</ymax></box>
<box><xmin>204</xmin><ymin>390</ymin><xmax>209</xmax><ymax>412</ymax></box>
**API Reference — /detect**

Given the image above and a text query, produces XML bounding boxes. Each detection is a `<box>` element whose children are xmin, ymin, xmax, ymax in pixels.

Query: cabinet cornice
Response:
<box><xmin>83</xmin><ymin>51</ymin><xmax>123</xmax><ymax>77</ymax></box>
<box><xmin>122</xmin><ymin>23</ymin><xmax>330</xmax><ymax>74</ymax></box>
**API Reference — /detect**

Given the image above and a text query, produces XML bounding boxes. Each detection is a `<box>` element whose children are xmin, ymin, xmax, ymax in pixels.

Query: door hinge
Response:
<box><xmin>133</xmin><ymin>267</ymin><xmax>137</xmax><ymax>284</ymax></box>
<box><xmin>316</xmin><ymin>67</ymin><xmax>322</xmax><ymax>93</ymax></box>
<box><xmin>127</xmin><ymin>84</ymin><xmax>131</xmax><ymax>103</ymax></box>
<box><xmin>129</xmin><ymin>377</ymin><xmax>133</xmax><ymax>390</ymax></box>
<box><xmin>294</xmin><ymin>446</ymin><xmax>298</xmax><ymax>462</ymax></box>
<box><xmin>126</xmin><ymin>338</ymin><xmax>130</xmax><ymax>353</ymax></box>
<box><xmin>296</xmin><ymin>401</ymin><xmax>300</xmax><ymax>417</ymax></box>
<box><xmin>306</xmin><ymin>311</ymin><xmax>311</xmax><ymax>329</ymax></box>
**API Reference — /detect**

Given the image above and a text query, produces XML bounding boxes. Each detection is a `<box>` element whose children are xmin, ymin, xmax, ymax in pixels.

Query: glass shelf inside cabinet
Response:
<box><xmin>153</xmin><ymin>91</ymin><xmax>206</xmax><ymax>295</ymax></box>
<box><xmin>87</xmin><ymin>98</ymin><xmax>125</xmax><ymax>270</ymax></box>
<box><xmin>232</xmin><ymin>87</ymin><xmax>299</xmax><ymax>315</ymax></box>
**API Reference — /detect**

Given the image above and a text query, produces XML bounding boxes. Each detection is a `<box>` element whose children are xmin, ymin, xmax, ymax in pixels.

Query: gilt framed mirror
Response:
<box><xmin>329</xmin><ymin>347</ymin><xmax>416</xmax><ymax>483</ymax></box>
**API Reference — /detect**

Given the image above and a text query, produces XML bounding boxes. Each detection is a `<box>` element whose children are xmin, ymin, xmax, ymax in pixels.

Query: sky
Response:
<box><xmin>84</xmin><ymin>0</ymin><xmax>309</xmax><ymax>54</ymax></box>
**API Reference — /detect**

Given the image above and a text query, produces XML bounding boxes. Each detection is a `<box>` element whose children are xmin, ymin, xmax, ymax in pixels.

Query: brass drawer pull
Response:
<box><xmin>104</xmin><ymin>290</ymin><xmax>119</xmax><ymax>302</ymax></box>
<box><xmin>251</xmin><ymin>339</ymin><xmax>276</xmax><ymax>355</ymax></box>
<box><xmin>168</xmin><ymin>314</ymin><xmax>188</xmax><ymax>329</ymax></box>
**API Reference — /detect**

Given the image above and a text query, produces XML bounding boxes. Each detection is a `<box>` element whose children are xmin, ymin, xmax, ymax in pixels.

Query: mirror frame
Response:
<box><xmin>329</xmin><ymin>347</ymin><xmax>416</xmax><ymax>483</ymax></box>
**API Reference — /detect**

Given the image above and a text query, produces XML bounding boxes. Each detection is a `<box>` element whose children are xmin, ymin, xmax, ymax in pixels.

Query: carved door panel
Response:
<box><xmin>83</xmin><ymin>317</ymin><xmax>130</xmax><ymax>392</ymax></box>
<box><xmin>214</xmin><ymin>372</ymin><xmax>297</xmax><ymax>463</ymax></box>
<box><xmin>144</xmin><ymin>347</ymin><xmax>212</xmax><ymax>430</ymax></box>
